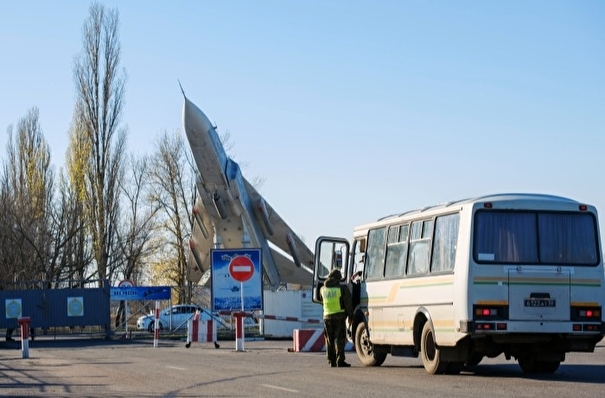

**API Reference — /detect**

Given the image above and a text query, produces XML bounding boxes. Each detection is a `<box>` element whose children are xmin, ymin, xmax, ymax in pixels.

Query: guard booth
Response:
<box><xmin>0</xmin><ymin>280</ymin><xmax>111</xmax><ymax>338</ymax></box>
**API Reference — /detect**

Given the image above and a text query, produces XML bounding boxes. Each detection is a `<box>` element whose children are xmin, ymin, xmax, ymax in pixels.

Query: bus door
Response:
<box><xmin>312</xmin><ymin>236</ymin><xmax>350</xmax><ymax>304</ymax></box>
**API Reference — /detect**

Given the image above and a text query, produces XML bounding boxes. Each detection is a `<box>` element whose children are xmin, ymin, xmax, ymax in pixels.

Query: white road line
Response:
<box><xmin>261</xmin><ymin>384</ymin><xmax>299</xmax><ymax>393</ymax></box>
<box><xmin>166</xmin><ymin>366</ymin><xmax>188</xmax><ymax>371</ymax></box>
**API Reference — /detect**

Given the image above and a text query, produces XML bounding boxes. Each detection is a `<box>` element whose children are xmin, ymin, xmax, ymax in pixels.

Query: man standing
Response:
<box><xmin>321</xmin><ymin>268</ymin><xmax>354</xmax><ymax>367</ymax></box>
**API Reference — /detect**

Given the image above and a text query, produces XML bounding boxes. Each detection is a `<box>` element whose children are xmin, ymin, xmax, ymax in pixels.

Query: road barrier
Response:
<box><xmin>291</xmin><ymin>328</ymin><xmax>354</xmax><ymax>352</ymax></box>
<box><xmin>219</xmin><ymin>310</ymin><xmax>329</xmax><ymax>352</ymax></box>
<box><xmin>18</xmin><ymin>317</ymin><xmax>31</xmax><ymax>358</ymax></box>
<box><xmin>153</xmin><ymin>301</ymin><xmax>160</xmax><ymax>348</ymax></box>
<box><xmin>185</xmin><ymin>312</ymin><xmax>217</xmax><ymax>348</ymax></box>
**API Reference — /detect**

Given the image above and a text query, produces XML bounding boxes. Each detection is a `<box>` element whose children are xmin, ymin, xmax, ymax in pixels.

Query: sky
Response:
<box><xmin>1</xmin><ymin>1</ymin><xmax>604</xmax><ymax>252</ymax></box>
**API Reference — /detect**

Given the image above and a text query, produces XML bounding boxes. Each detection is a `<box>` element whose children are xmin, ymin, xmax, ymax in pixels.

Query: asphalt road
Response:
<box><xmin>1</xmin><ymin>335</ymin><xmax>605</xmax><ymax>397</ymax></box>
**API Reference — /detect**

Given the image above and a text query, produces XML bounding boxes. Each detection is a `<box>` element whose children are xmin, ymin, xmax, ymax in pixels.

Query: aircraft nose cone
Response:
<box><xmin>183</xmin><ymin>97</ymin><xmax>214</xmax><ymax>136</ymax></box>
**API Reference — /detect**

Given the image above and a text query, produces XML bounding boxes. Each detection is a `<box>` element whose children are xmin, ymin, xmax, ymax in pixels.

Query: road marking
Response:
<box><xmin>166</xmin><ymin>366</ymin><xmax>187</xmax><ymax>371</ymax></box>
<box><xmin>261</xmin><ymin>384</ymin><xmax>299</xmax><ymax>393</ymax></box>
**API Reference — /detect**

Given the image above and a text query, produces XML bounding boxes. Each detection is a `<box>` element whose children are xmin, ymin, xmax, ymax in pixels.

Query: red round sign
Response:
<box><xmin>229</xmin><ymin>255</ymin><xmax>255</xmax><ymax>282</ymax></box>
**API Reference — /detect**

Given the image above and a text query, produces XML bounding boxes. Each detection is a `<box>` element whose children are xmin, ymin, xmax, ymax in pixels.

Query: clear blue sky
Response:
<box><xmin>1</xmin><ymin>1</ymin><xmax>604</xmax><ymax>250</ymax></box>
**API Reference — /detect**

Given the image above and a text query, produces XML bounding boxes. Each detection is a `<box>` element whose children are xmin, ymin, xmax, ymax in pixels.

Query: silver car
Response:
<box><xmin>136</xmin><ymin>304</ymin><xmax>207</xmax><ymax>333</ymax></box>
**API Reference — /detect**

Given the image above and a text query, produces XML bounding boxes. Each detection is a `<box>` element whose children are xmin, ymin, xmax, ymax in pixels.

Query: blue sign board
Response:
<box><xmin>211</xmin><ymin>248</ymin><xmax>262</xmax><ymax>311</ymax></box>
<box><xmin>110</xmin><ymin>286</ymin><xmax>171</xmax><ymax>301</ymax></box>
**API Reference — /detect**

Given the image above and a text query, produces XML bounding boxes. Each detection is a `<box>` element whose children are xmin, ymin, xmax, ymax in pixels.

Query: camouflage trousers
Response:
<box><xmin>323</xmin><ymin>315</ymin><xmax>347</xmax><ymax>365</ymax></box>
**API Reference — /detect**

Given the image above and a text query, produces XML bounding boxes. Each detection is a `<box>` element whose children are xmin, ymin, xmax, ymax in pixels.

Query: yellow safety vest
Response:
<box><xmin>322</xmin><ymin>286</ymin><xmax>344</xmax><ymax>316</ymax></box>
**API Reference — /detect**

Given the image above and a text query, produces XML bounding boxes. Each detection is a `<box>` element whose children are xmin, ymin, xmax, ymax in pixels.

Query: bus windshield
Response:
<box><xmin>473</xmin><ymin>210</ymin><xmax>599</xmax><ymax>265</ymax></box>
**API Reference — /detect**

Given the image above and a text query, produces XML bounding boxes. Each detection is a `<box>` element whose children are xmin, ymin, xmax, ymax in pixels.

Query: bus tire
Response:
<box><xmin>445</xmin><ymin>361</ymin><xmax>463</xmax><ymax>374</ymax></box>
<box><xmin>420</xmin><ymin>322</ymin><xmax>447</xmax><ymax>374</ymax></box>
<box><xmin>519</xmin><ymin>356</ymin><xmax>560</xmax><ymax>374</ymax></box>
<box><xmin>354</xmin><ymin>322</ymin><xmax>386</xmax><ymax>367</ymax></box>
<box><xmin>465</xmin><ymin>352</ymin><xmax>483</xmax><ymax>367</ymax></box>
<box><xmin>539</xmin><ymin>360</ymin><xmax>560</xmax><ymax>374</ymax></box>
<box><xmin>518</xmin><ymin>356</ymin><xmax>540</xmax><ymax>373</ymax></box>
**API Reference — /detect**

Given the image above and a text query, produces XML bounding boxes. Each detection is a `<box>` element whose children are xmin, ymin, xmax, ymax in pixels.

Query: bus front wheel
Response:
<box><xmin>354</xmin><ymin>322</ymin><xmax>386</xmax><ymax>367</ymax></box>
<box><xmin>420</xmin><ymin>322</ymin><xmax>447</xmax><ymax>374</ymax></box>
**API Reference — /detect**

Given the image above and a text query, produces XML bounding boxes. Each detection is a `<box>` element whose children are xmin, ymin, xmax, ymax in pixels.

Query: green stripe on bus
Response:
<box><xmin>474</xmin><ymin>281</ymin><xmax>600</xmax><ymax>287</ymax></box>
<box><xmin>398</xmin><ymin>282</ymin><xmax>454</xmax><ymax>289</ymax></box>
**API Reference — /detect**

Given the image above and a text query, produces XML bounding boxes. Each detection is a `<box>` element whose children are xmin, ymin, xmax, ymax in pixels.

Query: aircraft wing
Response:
<box><xmin>187</xmin><ymin>195</ymin><xmax>215</xmax><ymax>284</ymax></box>
<box><xmin>243</xmin><ymin>178</ymin><xmax>314</xmax><ymax>272</ymax></box>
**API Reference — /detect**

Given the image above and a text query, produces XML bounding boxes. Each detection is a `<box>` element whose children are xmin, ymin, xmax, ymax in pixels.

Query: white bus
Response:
<box><xmin>313</xmin><ymin>193</ymin><xmax>604</xmax><ymax>374</ymax></box>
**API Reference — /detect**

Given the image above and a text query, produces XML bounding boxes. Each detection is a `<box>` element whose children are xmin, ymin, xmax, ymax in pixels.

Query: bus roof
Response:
<box><xmin>371</xmin><ymin>192</ymin><xmax>584</xmax><ymax>225</ymax></box>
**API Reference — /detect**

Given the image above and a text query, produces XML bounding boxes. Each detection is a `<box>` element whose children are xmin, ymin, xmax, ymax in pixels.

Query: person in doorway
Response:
<box><xmin>320</xmin><ymin>268</ymin><xmax>354</xmax><ymax>368</ymax></box>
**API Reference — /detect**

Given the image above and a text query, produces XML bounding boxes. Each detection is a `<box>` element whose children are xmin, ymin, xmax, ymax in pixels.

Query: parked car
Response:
<box><xmin>136</xmin><ymin>304</ymin><xmax>208</xmax><ymax>333</ymax></box>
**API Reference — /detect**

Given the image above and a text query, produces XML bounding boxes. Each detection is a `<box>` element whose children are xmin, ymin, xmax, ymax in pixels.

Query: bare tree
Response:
<box><xmin>148</xmin><ymin>130</ymin><xmax>197</xmax><ymax>303</ymax></box>
<box><xmin>50</xmin><ymin>172</ymin><xmax>94</xmax><ymax>287</ymax></box>
<box><xmin>114</xmin><ymin>154</ymin><xmax>161</xmax><ymax>326</ymax></box>
<box><xmin>117</xmin><ymin>155</ymin><xmax>161</xmax><ymax>282</ymax></box>
<box><xmin>71</xmin><ymin>3</ymin><xmax>127</xmax><ymax>282</ymax></box>
<box><xmin>0</xmin><ymin>107</ymin><xmax>54</xmax><ymax>285</ymax></box>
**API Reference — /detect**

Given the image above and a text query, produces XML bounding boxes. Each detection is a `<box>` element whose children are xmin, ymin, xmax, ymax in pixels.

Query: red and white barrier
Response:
<box><xmin>256</xmin><ymin>314</ymin><xmax>321</xmax><ymax>324</ymax></box>
<box><xmin>235</xmin><ymin>311</ymin><xmax>245</xmax><ymax>351</ymax></box>
<box><xmin>218</xmin><ymin>311</ymin><xmax>355</xmax><ymax>352</ymax></box>
<box><xmin>293</xmin><ymin>329</ymin><xmax>325</xmax><ymax>352</ymax></box>
<box><xmin>18</xmin><ymin>317</ymin><xmax>31</xmax><ymax>358</ymax></box>
<box><xmin>292</xmin><ymin>328</ymin><xmax>354</xmax><ymax>352</ymax></box>
<box><xmin>217</xmin><ymin>310</ymin><xmax>322</xmax><ymax>325</ymax></box>
<box><xmin>186</xmin><ymin>312</ymin><xmax>216</xmax><ymax>346</ymax></box>
<box><xmin>153</xmin><ymin>301</ymin><xmax>160</xmax><ymax>348</ymax></box>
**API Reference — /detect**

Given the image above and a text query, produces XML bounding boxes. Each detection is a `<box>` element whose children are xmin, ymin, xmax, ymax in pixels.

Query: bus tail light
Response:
<box><xmin>571</xmin><ymin>306</ymin><xmax>601</xmax><ymax>321</ymax></box>
<box><xmin>473</xmin><ymin>305</ymin><xmax>508</xmax><ymax>320</ymax></box>
<box><xmin>475</xmin><ymin>323</ymin><xmax>494</xmax><ymax>330</ymax></box>
<box><xmin>573</xmin><ymin>323</ymin><xmax>601</xmax><ymax>332</ymax></box>
<box><xmin>583</xmin><ymin>324</ymin><xmax>600</xmax><ymax>332</ymax></box>
<box><xmin>473</xmin><ymin>322</ymin><xmax>508</xmax><ymax>331</ymax></box>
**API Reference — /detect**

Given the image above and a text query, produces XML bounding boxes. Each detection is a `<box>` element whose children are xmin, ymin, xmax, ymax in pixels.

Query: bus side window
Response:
<box><xmin>365</xmin><ymin>227</ymin><xmax>387</xmax><ymax>279</ymax></box>
<box><xmin>430</xmin><ymin>214</ymin><xmax>459</xmax><ymax>273</ymax></box>
<box><xmin>385</xmin><ymin>224</ymin><xmax>409</xmax><ymax>277</ymax></box>
<box><xmin>408</xmin><ymin>220</ymin><xmax>431</xmax><ymax>275</ymax></box>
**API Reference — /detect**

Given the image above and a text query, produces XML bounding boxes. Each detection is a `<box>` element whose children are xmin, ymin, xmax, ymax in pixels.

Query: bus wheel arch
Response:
<box><xmin>413</xmin><ymin>308</ymin><xmax>431</xmax><ymax>350</ymax></box>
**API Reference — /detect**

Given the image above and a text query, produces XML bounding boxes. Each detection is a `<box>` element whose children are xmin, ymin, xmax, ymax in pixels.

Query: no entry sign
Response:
<box><xmin>211</xmin><ymin>248</ymin><xmax>262</xmax><ymax>312</ymax></box>
<box><xmin>229</xmin><ymin>255</ymin><xmax>255</xmax><ymax>282</ymax></box>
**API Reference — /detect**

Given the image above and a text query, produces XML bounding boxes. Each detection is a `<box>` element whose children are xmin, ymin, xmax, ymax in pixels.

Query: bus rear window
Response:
<box><xmin>473</xmin><ymin>210</ymin><xmax>599</xmax><ymax>265</ymax></box>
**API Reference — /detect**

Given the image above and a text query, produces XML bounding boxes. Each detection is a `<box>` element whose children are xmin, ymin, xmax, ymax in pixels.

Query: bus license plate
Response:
<box><xmin>524</xmin><ymin>299</ymin><xmax>556</xmax><ymax>307</ymax></box>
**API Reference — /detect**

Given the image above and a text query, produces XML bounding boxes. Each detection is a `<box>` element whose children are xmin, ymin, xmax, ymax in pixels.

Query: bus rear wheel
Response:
<box><xmin>518</xmin><ymin>356</ymin><xmax>560</xmax><ymax>374</ymax></box>
<box><xmin>420</xmin><ymin>322</ymin><xmax>447</xmax><ymax>374</ymax></box>
<box><xmin>465</xmin><ymin>352</ymin><xmax>484</xmax><ymax>367</ymax></box>
<box><xmin>355</xmin><ymin>322</ymin><xmax>386</xmax><ymax>367</ymax></box>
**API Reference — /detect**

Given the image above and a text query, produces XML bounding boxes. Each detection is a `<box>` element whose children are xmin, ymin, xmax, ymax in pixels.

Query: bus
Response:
<box><xmin>312</xmin><ymin>193</ymin><xmax>604</xmax><ymax>374</ymax></box>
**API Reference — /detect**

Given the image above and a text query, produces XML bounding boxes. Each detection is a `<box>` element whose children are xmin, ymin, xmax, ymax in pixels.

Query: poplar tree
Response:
<box><xmin>70</xmin><ymin>3</ymin><xmax>127</xmax><ymax>282</ymax></box>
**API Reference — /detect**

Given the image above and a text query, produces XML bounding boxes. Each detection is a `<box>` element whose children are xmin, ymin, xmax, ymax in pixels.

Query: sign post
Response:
<box><xmin>210</xmin><ymin>248</ymin><xmax>262</xmax><ymax>349</ymax></box>
<box><xmin>117</xmin><ymin>280</ymin><xmax>135</xmax><ymax>335</ymax></box>
<box><xmin>228</xmin><ymin>255</ymin><xmax>255</xmax><ymax>351</ymax></box>
<box><xmin>153</xmin><ymin>301</ymin><xmax>160</xmax><ymax>348</ymax></box>
<box><xmin>18</xmin><ymin>317</ymin><xmax>30</xmax><ymax>359</ymax></box>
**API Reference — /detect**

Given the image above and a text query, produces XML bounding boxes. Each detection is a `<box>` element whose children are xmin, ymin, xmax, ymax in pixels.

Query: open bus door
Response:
<box><xmin>312</xmin><ymin>236</ymin><xmax>350</xmax><ymax>304</ymax></box>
